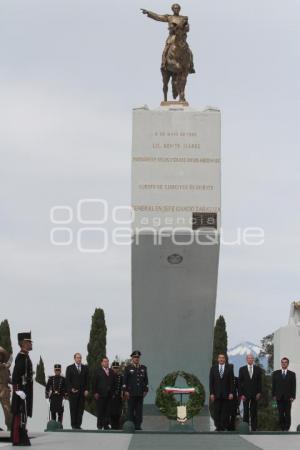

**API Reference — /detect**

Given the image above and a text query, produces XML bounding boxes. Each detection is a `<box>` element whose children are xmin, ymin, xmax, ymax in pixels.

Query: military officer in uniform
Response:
<box><xmin>11</xmin><ymin>332</ymin><xmax>33</xmax><ymax>447</ymax></box>
<box><xmin>45</xmin><ymin>364</ymin><xmax>67</xmax><ymax>424</ymax></box>
<box><xmin>0</xmin><ymin>346</ymin><xmax>12</xmax><ymax>431</ymax></box>
<box><xmin>123</xmin><ymin>351</ymin><xmax>148</xmax><ymax>430</ymax></box>
<box><xmin>110</xmin><ymin>361</ymin><xmax>123</xmax><ymax>430</ymax></box>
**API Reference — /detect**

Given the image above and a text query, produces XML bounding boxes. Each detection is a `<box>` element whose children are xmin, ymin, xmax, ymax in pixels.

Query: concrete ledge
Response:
<box><xmin>44</xmin><ymin>428</ymin><xmax>300</xmax><ymax>435</ymax></box>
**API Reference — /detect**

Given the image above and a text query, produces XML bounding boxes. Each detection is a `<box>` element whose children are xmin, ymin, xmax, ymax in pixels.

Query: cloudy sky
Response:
<box><xmin>1</xmin><ymin>0</ymin><xmax>300</xmax><ymax>374</ymax></box>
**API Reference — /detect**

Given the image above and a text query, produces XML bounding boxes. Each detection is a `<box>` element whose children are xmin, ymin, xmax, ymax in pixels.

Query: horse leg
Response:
<box><xmin>178</xmin><ymin>73</ymin><xmax>188</xmax><ymax>102</ymax></box>
<box><xmin>161</xmin><ymin>69</ymin><xmax>171</xmax><ymax>102</ymax></box>
<box><xmin>172</xmin><ymin>74</ymin><xmax>179</xmax><ymax>100</ymax></box>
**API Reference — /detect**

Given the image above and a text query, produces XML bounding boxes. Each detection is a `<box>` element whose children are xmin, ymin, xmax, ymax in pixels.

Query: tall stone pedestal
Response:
<box><xmin>274</xmin><ymin>302</ymin><xmax>300</xmax><ymax>430</ymax></box>
<box><xmin>131</xmin><ymin>105</ymin><xmax>221</xmax><ymax>404</ymax></box>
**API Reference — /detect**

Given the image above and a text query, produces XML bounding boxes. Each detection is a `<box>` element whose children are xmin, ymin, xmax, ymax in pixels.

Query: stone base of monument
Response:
<box><xmin>160</xmin><ymin>100</ymin><xmax>189</xmax><ymax>107</ymax></box>
<box><xmin>141</xmin><ymin>405</ymin><xmax>211</xmax><ymax>432</ymax></box>
<box><xmin>132</xmin><ymin>106</ymin><xmax>221</xmax><ymax>404</ymax></box>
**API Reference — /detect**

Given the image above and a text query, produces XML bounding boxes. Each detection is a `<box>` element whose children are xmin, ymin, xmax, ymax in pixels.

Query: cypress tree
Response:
<box><xmin>255</xmin><ymin>359</ymin><xmax>280</xmax><ymax>430</ymax></box>
<box><xmin>86</xmin><ymin>308</ymin><xmax>107</xmax><ymax>415</ymax></box>
<box><xmin>87</xmin><ymin>308</ymin><xmax>107</xmax><ymax>371</ymax></box>
<box><xmin>212</xmin><ymin>315</ymin><xmax>228</xmax><ymax>364</ymax></box>
<box><xmin>36</xmin><ymin>356</ymin><xmax>46</xmax><ymax>386</ymax></box>
<box><xmin>0</xmin><ymin>319</ymin><xmax>13</xmax><ymax>354</ymax></box>
<box><xmin>259</xmin><ymin>333</ymin><xmax>274</xmax><ymax>373</ymax></box>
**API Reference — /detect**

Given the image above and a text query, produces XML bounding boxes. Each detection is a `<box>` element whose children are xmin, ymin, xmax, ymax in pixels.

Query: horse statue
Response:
<box><xmin>141</xmin><ymin>4</ymin><xmax>195</xmax><ymax>104</ymax></box>
<box><xmin>161</xmin><ymin>21</ymin><xmax>195</xmax><ymax>103</ymax></box>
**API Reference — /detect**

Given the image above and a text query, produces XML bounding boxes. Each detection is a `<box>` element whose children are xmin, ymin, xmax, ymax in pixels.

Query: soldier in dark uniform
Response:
<box><xmin>228</xmin><ymin>375</ymin><xmax>240</xmax><ymax>431</ymax></box>
<box><xmin>45</xmin><ymin>364</ymin><xmax>67</xmax><ymax>424</ymax></box>
<box><xmin>123</xmin><ymin>351</ymin><xmax>148</xmax><ymax>430</ymax></box>
<box><xmin>11</xmin><ymin>332</ymin><xmax>33</xmax><ymax>447</ymax></box>
<box><xmin>110</xmin><ymin>361</ymin><xmax>123</xmax><ymax>430</ymax></box>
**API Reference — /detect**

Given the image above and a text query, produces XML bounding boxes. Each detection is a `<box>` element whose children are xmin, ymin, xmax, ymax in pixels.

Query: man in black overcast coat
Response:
<box><xmin>238</xmin><ymin>353</ymin><xmax>262</xmax><ymax>431</ymax></box>
<box><xmin>272</xmin><ymin>357</ymin><xmax>296</xmax><ymax>431</ymax></box>
<box><xmin>66</xmin><ymin>353</ymin><xmax>89</xmax><ymax>429</ymax></box>
<box><xmin>209</xmin><ymin>353</ymin><xmax>234</xmax><ymax>431</ymax></box>
<box><xmin>94</xmin><ymin>356</ymin><xmax>115</xmax><ymax>429</ymax></box>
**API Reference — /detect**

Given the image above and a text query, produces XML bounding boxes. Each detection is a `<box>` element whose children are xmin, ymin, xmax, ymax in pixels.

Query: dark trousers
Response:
<box><xmin>69</xmin><ymin>392</ymin><xmax>85</xmax><ymax>429</ymax></box>
<box><xmin>96</xmin><ymin>396</ymin><xmax>111</xmax><ymax>429</ymax></box>
<box><xmin>50</xmin><ymin>396</ymin><xmax>64</xmax><ymax>423</ymax></box>
<box><xmin>110</xmin><ymin>398</ymin><xmax>122</xmax><ymax>430</ymax></box>
<box><xmin>213</xmin><ymin>399</ymin><xmax>229</xmax><ymax>431</ymax></box>
<box><xmin>243</xmin><ymin>398</ymin><xmax>258</xmax><ymax>431</ymax></box>
<box><xmin>277</xmin><ymin>399</ymin><xmax>292</xmax><ymax>431</ymax></box>
<box><xmin>51</xmin><ymin>411</ymin><xmax>63</xmax><ymax>423</ymax></box>
<box><xmin>127</xmin><ymin>396</ymin><xmax>143</xmax><ymax>429</ymax></box>
<box><xmin>228</xmin><ymin>400</ymin><xmax>238</xmax><ymax>431</ymax></box>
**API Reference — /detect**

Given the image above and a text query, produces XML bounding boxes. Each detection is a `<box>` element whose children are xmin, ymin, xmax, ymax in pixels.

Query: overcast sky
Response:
<box><xmin>1</xmin><ymin>0</ymin><xmax>300</xmax><ymax>374</ymax></box>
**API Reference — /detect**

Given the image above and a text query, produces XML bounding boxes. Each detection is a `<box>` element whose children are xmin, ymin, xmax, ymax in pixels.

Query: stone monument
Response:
<box><xmin>132</xmin><ymin>5</ymin><xmax>221</xmax><ymax>405</ymax></box>
<box><xmin>274</xmin><ymin>301</ymin><xmax>300</xmax><ymax>430</ymax></box>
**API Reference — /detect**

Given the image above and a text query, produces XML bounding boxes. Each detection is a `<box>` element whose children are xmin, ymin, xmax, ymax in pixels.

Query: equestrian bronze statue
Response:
<box><xmin>141</xmin><ymin>4</ymin><xmax>195</xmax><ymax>104</ymax></box>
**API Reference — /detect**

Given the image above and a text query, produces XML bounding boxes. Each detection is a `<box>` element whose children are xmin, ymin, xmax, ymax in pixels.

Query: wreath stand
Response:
<box><xmin>155</xmin><ymin>371</ymin><xmax>205</xmax><ymax>432</ymax></box>
<box><xmin>164</xmin><ymin>386</ymin><xmax>196</xmax><ymax>430</ymax></box>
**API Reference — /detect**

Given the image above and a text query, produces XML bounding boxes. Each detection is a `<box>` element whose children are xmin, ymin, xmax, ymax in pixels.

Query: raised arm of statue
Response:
<box><xmin>141</xmin><ymin>9</ymin><xmax>169</xmax><ymax>22</ymax></box>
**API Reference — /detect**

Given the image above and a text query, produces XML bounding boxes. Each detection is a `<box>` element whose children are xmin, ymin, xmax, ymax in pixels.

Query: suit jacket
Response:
<box><xmin>272</xmin><ymin>369</ymin><xmax>296</xmax><ymax>401</ymax></box>
<box><xmin>65</xmin><ymin>363</ymin><xmax>89</xmax><ymax>394</ymax></box>
<box><xmin>209</xmin><ymin>364</ymin><xmax>234</xmax><ymax>399</ymax></box>
<box><xmin>94</xmin><ymin>367</ymin><xmax>115</xmax><ymax>397</ymax></box>
<box><xmin>238</xmin><ymin>365</ymin><xmax>262</xmax><ymax>398</ymax></box>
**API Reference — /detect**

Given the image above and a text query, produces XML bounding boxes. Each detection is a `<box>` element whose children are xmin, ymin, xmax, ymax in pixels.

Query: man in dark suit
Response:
<box><xmin>209</xmin><ymin>353</ymin><xmax>234</xmax><ymax>431</ymax></box>
<box><xmin>272</xmin><ymin>357</ymin><xmax>296</xmax><ymax>431</ymax></box>
<box><xmin>94</xmin><ymin>356</ymin><xmax>115</xmax><ymax>430</ymax></box>
<box><xmin>66</xmin><ymin>353</ymin><xmax>89</xmax><ymax>429</ymax></box>
<box><xmin>238</xmin><ymin>353</ymin><xmax>262</xmax><ymax>431</ymax></box>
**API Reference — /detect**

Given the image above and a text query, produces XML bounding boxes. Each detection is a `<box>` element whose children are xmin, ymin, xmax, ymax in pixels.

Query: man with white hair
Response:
<box><xmin>238</xmin><ymin>353</ymin><xmax>262</xmax><ymax>431</ymax></box>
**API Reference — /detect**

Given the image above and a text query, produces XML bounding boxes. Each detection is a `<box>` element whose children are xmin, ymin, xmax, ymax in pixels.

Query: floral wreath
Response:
<box><xmin>155</xmin><ymin>370</ymin><xmax>205</xmax><ymax>419</ymax></box>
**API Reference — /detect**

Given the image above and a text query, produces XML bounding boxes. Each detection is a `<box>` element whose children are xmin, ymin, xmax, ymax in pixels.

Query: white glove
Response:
<box><xmin>16</xmin><ymin>391</ymin><xmax>26</xmax><ymax>400</ymax></box>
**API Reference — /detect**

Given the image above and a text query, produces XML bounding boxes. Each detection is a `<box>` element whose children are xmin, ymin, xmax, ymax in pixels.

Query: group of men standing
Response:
<box><xmin>6</xmin><ymin>334</ymin><xmax>149</xmax><ymax>446</ymax></box>
<box><xmin>45</xmin><ymin>350</ymin><xmax>149</xmax><ymax>432</ymax></box>
<box><xmin>1</xmin><ymin>331</ymin><xmax>297</xmax><ymax>446</ymax></box>
<box><xmin>210</xmin><ymin>353</ymin><xmax>296</xmax><ymax>431</ymax></box>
